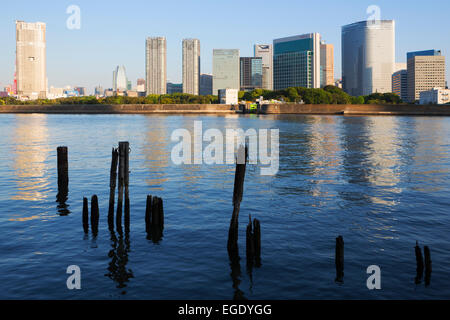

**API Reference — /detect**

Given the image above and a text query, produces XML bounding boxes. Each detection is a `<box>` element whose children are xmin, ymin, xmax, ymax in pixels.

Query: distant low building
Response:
<box><xmin>167</xmin><ymin>82</ymin><xmax>183</xmax><ymax>94</ymax></box>
<box><xmin>218</xmin><ymin>89</ymin><xmax>238</xmax><ymax>105</ymax></box>
<box><xmin>420</xmin><ymin>87</ymin><xmax>450</xmax><ymax>105</ymax></box>
<box><xmin>104</xmin><ymin>89</ymin><xmax>114</xmax><ymax>97</ymax></box>
<box><xmin>126</xmin><ymin>90</ymin><xmax>138</xmax><ymax>97</ymax></box>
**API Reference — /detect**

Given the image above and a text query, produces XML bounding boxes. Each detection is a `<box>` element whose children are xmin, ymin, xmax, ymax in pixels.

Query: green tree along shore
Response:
<box><xmin>0</xmin><ymin>86</ymin><xmax>403</xmax><ymax>105</ymax></box>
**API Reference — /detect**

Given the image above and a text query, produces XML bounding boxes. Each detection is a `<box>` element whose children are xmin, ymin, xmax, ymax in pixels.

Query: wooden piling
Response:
<box><xmin>335</xmin><ymin>236</ymin><xmax>344</xmax><ymax>283</ymax></box>
<box><xmin>227</xmin><ymin>145</ymin><xmax>248</xmax><ymax>260</ymax></box>
<box><xmin>151</xmin><ymin>196</ymin><xmax>164</xmax><ymax>242</ymax></box>
<box><xmin>91</xmin><ymin>195</ymin><xmax>99</xmax><ymax>236</ymax></box>
<box><xmin>124</xmin><ymin>142</ymin><xmax>130</xmax><ymax>232</ymax></box>
<box><xmin>424</xmin><ymin>246</ymin><xmax>432</xmax><ymax>286</ymax></box>
<box><xmin>57</xmin><ymin>146</ymin><xmax>69</xmax><ymax>201</ymax></box>
<box><xmin>116</xmin><ymin>142</ymin><xmax>126</xmax><ymax>232</ymax></box>
<box><xmin>415</xmin><ymin>241</ymin><xmax>424</xmax><ymax>284</ymax></box>
<box><xmin>145</xmin><ymin>195</ymin><xmax>152</xmax><ymax>235</ymax></box>
<box><xmin>83</xmin><ymin>197</ymin><xmax>89</xmax><ymax>234</ymax></box>
<box><xmin>108</xmin><ymin>148</ymin><xmax>119</xmax><ymax>230</ymax></box>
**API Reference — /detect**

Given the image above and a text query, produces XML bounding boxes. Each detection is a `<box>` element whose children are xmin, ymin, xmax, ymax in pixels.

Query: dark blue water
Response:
<box><xmin>0</xmin><ymin>114</ymin><xmax>449</xmax><ymax>300</ymax></box>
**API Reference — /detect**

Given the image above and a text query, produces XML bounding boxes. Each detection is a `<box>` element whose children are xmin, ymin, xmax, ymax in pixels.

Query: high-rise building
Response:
<box><xmin>16</xmin><ymin>21</ymin><xmax>47</xmax><ymax>100</ymax></box>
<box><xmin>182</xmin><ymin>39</ymin><xmax>200</xmax><ymax>95</ymax></box>
<box><xmin>392</xmin><ymin>69</ymin><xmax>408</xmax><ymax>102</ymax></box>
<box><xmin>240</xmin><ymin>57</ymin><xmax>263</xmax><ymax>91</ymax></box>
<box><xmin>320</xmin><ymin>42</ymin><xmax>334</xmax><ymax>87</ymax></box>
<box><xmin>212</xmin><ymin>49</ymin><xmax>240</xmax><ymax>95</ymax></box>
<box><xmin>254</xmin><ymin>44</ymin><xmax>273</xmax><ymax>90</ymax></box>
<box><xmin>200</xmin><ymin>74</ymin><xmax>213</xmax><ymax>95</ymax></box>
<box><xmin>146</xmin><ymin>37</ymin><xmax>167</xmax><ymax>95</ymax></box>
<box><xmin>113</xmin><ymin>65</ymin><xmax>128</xmax><ymax>91</ymax></box>
<box><xmin>273</xmin><ymin>33</ymin><xmax>321</xmax><ymax>90</ymax></box>
<box><xmin>407</xmin><ymin>50</ymin><xmax>445</xmax><ymax>103</ymax></box>
<box><xmin>342</xmin><ymin>20</ymin><xmax>395</xmax><ymax>96</ymax></box>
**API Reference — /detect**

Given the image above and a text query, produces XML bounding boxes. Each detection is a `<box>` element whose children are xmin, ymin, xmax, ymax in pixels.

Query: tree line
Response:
<box><xmin>1</xmin><ymin>86</ymin><xmax>403</xmax><ymax>105</ymax></box>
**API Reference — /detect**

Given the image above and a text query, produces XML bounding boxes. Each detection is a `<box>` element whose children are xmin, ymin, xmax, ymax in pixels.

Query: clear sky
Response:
<box><xmin>0</xmin><ymin>0</ymin><xmax>449</xmax><ymax>93</ymax></box>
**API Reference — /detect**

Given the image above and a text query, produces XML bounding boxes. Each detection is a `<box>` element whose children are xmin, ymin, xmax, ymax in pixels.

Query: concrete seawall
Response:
<box><xmin>0</xmin><ymin>104</ymin><xmax>236</xmax><ymax>114</ymax></box>
<box><xmin>1</xmin><ymin>103</ymin><xmax>450</xmax><ymax>116</ymax></box>
<box><xmin>259</xmin><ymin>104</ymin><xmax>450</xmax><ymax>116</ymax></box>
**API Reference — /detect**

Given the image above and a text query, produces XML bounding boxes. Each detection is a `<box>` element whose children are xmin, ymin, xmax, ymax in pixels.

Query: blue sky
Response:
<box><xmin>0</xmin><ymin>0</ymin><xmax>449</xmax><ymax>93</ymax></box>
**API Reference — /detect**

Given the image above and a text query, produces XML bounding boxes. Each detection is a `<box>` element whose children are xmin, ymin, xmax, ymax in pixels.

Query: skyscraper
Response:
<box><xmin>212</xmin><ymin>49</ymin><xmax>240</xmax><ymax>95</ymax></box>
<box><xmin>320</xmin><ymin>42</ymin><xmax>334</xmax><ymax>87</ymax></box>
<box><xmin>113</xmin><ymin>65</ymin><xmax>128</xmax><ymax>91</ymax></box>
<box><xmin>16</xmin><ymin>21</ymin><xmax>47</xmax><ymax>100</ymax></box>
<box><xmin>146</xmin><ymin>37</ymin><xmax>167</xmax><ymax>95</ymax></box>
<box><xmin>341</xmin><ymin>20</ymin><xmax>395</xmax><ymax>96</ymax></box>
<box><xmin>407</xmin><ymin>50</ymin><xmax>445</xmax><ymax>103</ymax></box>
<box><xmin>240</xmin><ymin>57</ymin><xmax>263</xmax><ymax>91</ymax></box>
<box><xmin>254</xmin><ymin>44</ymin><xmax>273</xmax><ymax>90</ymax></box>
<box><xmin>182</xmin><ymin>39</ymin><xmax>200</xmax><ymax>95</ymax></box>
<box><xmin>273</xmin><ymin>33</ymin><xmax>321</xmax><ymax>90</ymax></box>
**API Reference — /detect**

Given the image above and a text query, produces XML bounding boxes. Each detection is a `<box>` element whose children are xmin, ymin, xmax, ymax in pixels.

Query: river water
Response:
<box><xmin>0</xmin><ymin>113</ymin><xmax>449</xmax><ymax>300</ymax></box>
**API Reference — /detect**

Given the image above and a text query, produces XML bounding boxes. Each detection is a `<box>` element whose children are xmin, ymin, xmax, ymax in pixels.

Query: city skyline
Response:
<box><xmin>0</xmin><ymin>0</ymin><xmax>449</xmax><ymax>93</ymax></box>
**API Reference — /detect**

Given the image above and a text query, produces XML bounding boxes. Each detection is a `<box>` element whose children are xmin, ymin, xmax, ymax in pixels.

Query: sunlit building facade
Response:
<box><xmin>146</xmin><ymin>37</ymin><xmax>167</xmax><ymax>95</ymax></box>
<box><xmin>182</xmin><ymin>39</ymin><xmax>200</xmax><ymax>95</ymax></box>
<box><xmin>212</xmin><ymin>49</ymin><xmax>240</xmax><ymax>95</ymax></box>
<box><xmin>16</xmin><ymin>21</ymin><xmax>47</xmax><ymax>100</ymax></box>
<box><xmin>342</xmin><ymin>20</ymin><xmax>395</xmax><ymax>96</ymax></box>
<box><xmin>254</xmin><ymin>44</ymin><xmax>273</xmax><ymax>90</ymax></box>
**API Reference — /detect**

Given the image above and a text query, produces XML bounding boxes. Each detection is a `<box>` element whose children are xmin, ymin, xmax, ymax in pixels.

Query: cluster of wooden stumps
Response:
<box><xmin>415</xmin><ymin>241</ymin><xmax>432</xmax><ymax>286</ymax></box>
<box><xmin>227</xmin><ymin>145</ymin><xmax>262</xmax><ymax>268</ymax></box>
<box><xmin>56</xmin><ymin>142</ymin><xmax>165</xmax><ymax>240</ymax></box>
<box><xmin>335</xmin><ymin>236</ymin><xmax>432</xmax><ymax>285</ymax></box>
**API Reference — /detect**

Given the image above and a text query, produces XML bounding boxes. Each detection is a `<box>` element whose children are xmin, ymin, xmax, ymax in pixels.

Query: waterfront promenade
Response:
<box><xmin>1</xmin><ymin>103</ymin><xmax>450</xmax><ymax>115</ymax></box>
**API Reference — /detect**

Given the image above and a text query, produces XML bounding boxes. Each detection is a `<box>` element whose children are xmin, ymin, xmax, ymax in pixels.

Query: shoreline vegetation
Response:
<box><xmin>1</xmin><ymin>86</ymin><xmax>408</xmax><ymax>106</ymax></box>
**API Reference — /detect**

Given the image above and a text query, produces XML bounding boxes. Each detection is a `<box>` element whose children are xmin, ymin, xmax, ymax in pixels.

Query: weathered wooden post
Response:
<box><xmin>124</xmin><ymin>142</ymin><xmax>130</xmax><ymax>232</ymax></box>
<box><xmin>424</xmin><ymin>246</ymin><xmax>432</xmax><ymax>286</ymax></box>
<box><xmin>415</xmin><ymin>241</ymin><xmax>424</xmax><ymax>284</ymax></box>
<box><xmin>145</xmin><ymin>195</ymin><xmax>152</xmax><ymax>236</ymax></box>
<box><xmin>227</xmin><ymin>145</ymin><xmax>248</xmax><ymax>261</ymax></box>
<box><xmin>91</xmin><ymin>195</ymin><xmax>99</xmax><ymax>236</ymax></box>
<box><xmin>83</xmin><ymin>197</ymin><xmax>89</xmax><ymax>234</ymax></box>
<box><xmin>150</xmin><ymin>196</ymin><xmax>164</xmax><ymax>242</ymax></box>
<box><xmin>335</xmin><ymin>236</ymin><xmax>344</xmax><ymax>283</ymax></box>
<box><xmin>108</xmin><ymin>148</ymin><xmax>119</xmax><ymax>230</ymax></box>
<box><xmin>57</xmin><ymin>147</ymin><xmax>69</xmax><ymax>202</ymax></box>
<box><xmin>116</xmin><ymin>142</ymin><xmax>126</xmax><ymax>232</ymax></box>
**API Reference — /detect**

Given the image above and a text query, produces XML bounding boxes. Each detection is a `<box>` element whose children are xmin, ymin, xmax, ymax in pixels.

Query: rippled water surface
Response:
<box><xmin>0</xmin><ymin>114</ymin><xmax>449</xmax><ymax>300</ymax></box>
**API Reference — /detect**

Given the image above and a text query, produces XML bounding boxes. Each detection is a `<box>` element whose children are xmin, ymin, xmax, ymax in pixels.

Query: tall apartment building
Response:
<box><xmin>342</xmin><ymin>20</ymin><xmax>395</xmax><ymax>96</ymax></box>
<box><xmin>407</xmin><ymin>50</ymin><xmax>445</xmax><ymax>103</ymax></box>
<box><xmin>254</xmin><ymin>44</ymin><xmax>273</xmax><ymax>90</ymax></box>
<box><xmin>392</xmin><ymin>69</ymin><xmax>408</xmax><ymax>102</ymax></box>
<box><xmin>212</xmin><ymin>49</ymin><xmax>240</xmax><ymax>95</ymax></box>
<box><xmin>146</xmin><ymin>37</ymin><xmax>167</xmax><ymax>95</ymax></box>
<box><xmin>273</xmin><ymin>33</ymin><xmax>321</xmax><ymax>90</ymax></box>
<box><xmin>16</xmin><ymin>21</ymin><xmax>47</xmax><ymax>100</ymax></box>
<box><xmin>182</xmin><ymin>39</ymin><xmax>200</xmax><ymax>95</ymax></box>
<box><xmin>320</xmin><ymin>42</ymin><xmax>334</xmax><ymax>87</ymax></box>
<box><xmin>240</xmin><ymin>57</ymin><xmax>263</xmax><ymax>91</ymax></box>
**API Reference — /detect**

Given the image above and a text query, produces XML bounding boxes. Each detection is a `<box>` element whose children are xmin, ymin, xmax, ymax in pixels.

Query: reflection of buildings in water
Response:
<box><xmin>408</xmin><ymin>118</ymin><xmax>448</xmax><ymax>193</ymax></box>
<box><xmin>364</xmin><ymin>117</ymin><xmax>401</xmax><ymax>189</ymax></box>
<box><xmin>304</xmin><ymin>116</ymin><xmax>342</xmax><ymax>199</ymax></box>
<box><xmin>144</xmin><ymin>116</ymin><xmax>170</xmax><ymax>190</ymax></box>
<box><xmin>11</xmin><ymin>115</ymin><xmax>50</xmax><ymax>202</ymax></box>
